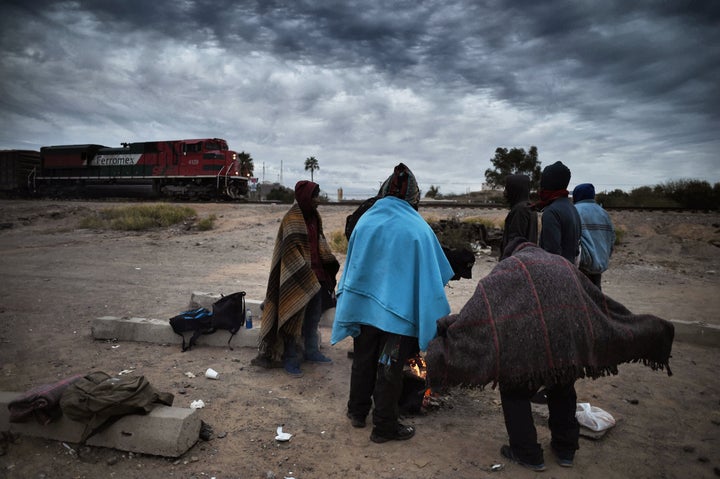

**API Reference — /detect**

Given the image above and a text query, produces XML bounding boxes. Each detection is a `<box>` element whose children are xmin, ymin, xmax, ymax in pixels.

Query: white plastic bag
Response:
<box><xmin>575</xmin><ymin>403</ymin><xmax>616</xmax><ymax>432</ymax></box>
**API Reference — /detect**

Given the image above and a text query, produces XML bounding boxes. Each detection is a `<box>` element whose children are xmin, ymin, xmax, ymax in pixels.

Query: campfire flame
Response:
<box><xmin>405</xmin><ymin>355</ymin><xmax>438</xmax><ymax>409</ymax></box>
<box><xmin>407</xmin><ymin>355</ymin><xmax>427</xmax><ymax>379</ymax></box>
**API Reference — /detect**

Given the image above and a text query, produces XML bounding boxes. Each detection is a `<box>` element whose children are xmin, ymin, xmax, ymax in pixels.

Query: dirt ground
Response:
<box><xmin>0</xmin><ymin>199</ymin><xmax>719</xmax><ymax>479</ymax></box>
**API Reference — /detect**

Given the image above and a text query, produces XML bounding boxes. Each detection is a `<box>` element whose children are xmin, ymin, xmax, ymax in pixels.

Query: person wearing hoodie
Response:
<box><xmin>499</xmin><ymin>174</ymin><xmax>538</xmax><ymax>260</ymax></box>
<box><xmin>331</xmin><ymin>163</ymin><xmax>454</xmax><ymax>444</ymax></box>
<box><xmin>251</xmin><ymin>180</ymin><xmax>340</xmax><ymax>378</ymax></box>
<box><xmin>572</xmin><ymin>183</ymin><xmax>616</xmax><ymax>289</ymax></box>
<box><xmin>535</xmin><ymin>161</ymin><xmax>582</xmax><ymax>263</ymax></box>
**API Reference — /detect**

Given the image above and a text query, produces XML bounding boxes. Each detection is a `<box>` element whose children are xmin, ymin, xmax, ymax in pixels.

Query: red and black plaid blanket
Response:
<box><xmin>425</xmin><ymin>242</ymin><xmax>674</xmax><ymax>390</ymax></box>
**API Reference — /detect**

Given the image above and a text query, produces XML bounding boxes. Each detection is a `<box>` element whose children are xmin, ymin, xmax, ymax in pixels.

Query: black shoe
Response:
<box><xmin>500</xmin><ymin>445</ymin><xmax>546</xmax><ymax>472</ymax></box>
<box><xmin>370</xmin><ymin>424</ymin><xmax>415</xmax><ymax>443</ymax></box>
<box><xmin>346</xmin><ymin>412</ymin><xmax>366</xmax><ymax>428</ymax></box>
<box><xmin>551</xmin><ymin>446</ymin><xmax>574</xmax><ymax>468</ymax></box>
<box><xmin>283</xmin><ymin>362</ymin><xmax>304</xmax><ymax>378</ymax></box>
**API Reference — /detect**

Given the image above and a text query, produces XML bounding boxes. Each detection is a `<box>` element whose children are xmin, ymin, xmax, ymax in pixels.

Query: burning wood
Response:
<box><xmin>400</xmin><ymin>354</ymin><xmax>443</xmax><ymax>415</ymax></box>
<box><xmin>406</xmin><ymin>355</ymin><xmax>427</xmax><ymax>379</ymax></box>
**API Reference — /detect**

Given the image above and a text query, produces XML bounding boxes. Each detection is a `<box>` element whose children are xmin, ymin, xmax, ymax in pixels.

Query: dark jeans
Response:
<box><xmin>282</xmin><ymin>291</ymin><xmax>323</xmax><ymax>367</ymax></box>
<box><xmin>347</xmin><ymin>325</ymin><xmax>416</xmax><ymax>435</ymax></box>
<box><xmin>301</xmin><ymin>290</ymin><xmax>324</xmax><ymax>357</ymax></box>
<box><xmin>500</xmin><ymin>381</ymin><xmax>579</xmax><ymax>464</ymax></box>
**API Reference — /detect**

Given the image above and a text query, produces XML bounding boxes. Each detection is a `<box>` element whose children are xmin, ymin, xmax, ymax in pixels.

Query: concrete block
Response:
<box><xmin>86</xmin><ymin>405</ymin><xmax>200</xmax><ymax>457</ymax></box>
<box><xmin>0</xmin><ymin>391</ymin><xmax>200</xmax><ymax>457</ymax></box>
<box><xmin>91</xmin><ymin>294</ymin><xmax>333</xmax><ymax>350</ymax></box>
<box><xmin>92</xmin><ymin>316</ymin><xmax>260</xmax><ymax>349</ymax></box>
<box><xmin>672</xmin><ymin>320</ymin><xmax>720</xmax><ymax>348</ymax></box>
<box><xmin>92</xmin><ymin>317</ymin><xmax>177</xmax><ymax>344</ymax></box>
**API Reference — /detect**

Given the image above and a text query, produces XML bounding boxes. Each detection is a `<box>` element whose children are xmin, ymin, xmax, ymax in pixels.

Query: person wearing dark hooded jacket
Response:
<box><xmin>251</xmin><ymin>180</ymin><xmax>340</xmax><ymax>378</ymax></box>
<box><xmin>499</xmin><ymin>174</ymin><xmax>538</xmax><ymax>260</ymax></box>
<box><xmin>535</xmin><ymin>161</ymin><xmax>581</xmax><ymax>263</ymax></box>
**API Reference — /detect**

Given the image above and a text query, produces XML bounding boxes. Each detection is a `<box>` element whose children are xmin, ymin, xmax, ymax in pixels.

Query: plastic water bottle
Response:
<box><xmin>245</xmin><ymin>309</ymin><xmax>253</xmax><ymax>329</ymax></box>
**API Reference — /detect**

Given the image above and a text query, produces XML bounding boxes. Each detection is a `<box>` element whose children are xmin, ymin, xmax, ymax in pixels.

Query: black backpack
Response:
<box><xmin>211</xmin><ymin>291</ymin><xmax>246</xmax><ymax>338</ymax></box>
<box><xmin>169</xmin><ymin>291</ymin><xmax>246</xmax><ymax>351</ymax></box>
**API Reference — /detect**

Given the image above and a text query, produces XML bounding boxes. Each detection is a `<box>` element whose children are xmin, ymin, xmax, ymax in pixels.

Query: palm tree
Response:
<box><xmin>426</xmin><ymin>185</ymin><xmax>441</xmax><ymax>198</ymax></box>
<box><xmin>237</xmin><ymin>151</ymin><xmax>254</xmax><ymax>177</ymax></box>
<box><xmin>304</xmin><ymin>156</ymin><xmax>319</xmax><ymax>182</ymax></box>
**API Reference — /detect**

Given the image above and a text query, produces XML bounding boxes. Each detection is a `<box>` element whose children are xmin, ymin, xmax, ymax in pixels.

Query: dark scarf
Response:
<box><xmin>425</xmin><ymin>242</ymin><xmax>674</xmax><ymax>391</ymax></box>
<box><xmin>532</xmin><ymin>189</ymin><xmax>569</xmax><ymax>210</ymax></box>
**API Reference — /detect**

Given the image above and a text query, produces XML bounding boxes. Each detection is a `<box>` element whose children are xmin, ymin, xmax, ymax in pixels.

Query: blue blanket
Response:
<box><xmin>331</xmin><ymin>197</ymin><xmax>453</xmax><ymax>350</ymax></box>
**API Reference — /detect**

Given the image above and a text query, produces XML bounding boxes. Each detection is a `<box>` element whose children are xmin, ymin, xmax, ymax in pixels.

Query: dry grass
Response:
<box><xmin>78</xmin><ymin>204</ymin><xmax>199</xmax><ymax>231</ymax></box>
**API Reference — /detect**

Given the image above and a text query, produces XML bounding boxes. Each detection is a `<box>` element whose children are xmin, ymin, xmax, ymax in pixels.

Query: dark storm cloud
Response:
<box><xmin>0</xmin><ymin>0</ymin><xmax>718</xmax><ymax>194</ymax></box>
<box><xmin>35</xmin><ymin>0</ymin><xmax>716</xmax><ymax>121</ymax></box>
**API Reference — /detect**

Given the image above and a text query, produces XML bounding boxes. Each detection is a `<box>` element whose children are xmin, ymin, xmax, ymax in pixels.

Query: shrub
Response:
<box><xmin>463</xmin><ymin>216</ymin><xmax>501</xmax><ymax>229</ymax></box>
<box><xmin>266</xmin><ymin>186</ymin><xmax>295</xmax><ymax>203</ymax></box>
<box><xmin>196</xmin><ymin>214</ymin><xmax>217</xmax><ymax>231</ymax></box>
<box><xmin>614</xmin><ymin>227</ymin><xmax>625</xmax><ymax>246</ymax></box>
<box><xmin>328</xmin><ymin>229</ymin><xmax>348</xmax><ymax>254</ymax></box>
<box><xmin>79</xmin><ymin>204</ymin><xmax>197</xmax><ymax>231</ymax></box>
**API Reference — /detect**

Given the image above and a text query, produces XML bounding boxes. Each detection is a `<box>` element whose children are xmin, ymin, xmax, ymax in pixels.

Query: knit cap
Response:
<box><xmin>540</xmin><ymin>161</ymin><xmax>571</xmax><ymax>190</ymax></box>
<box><xmin>572</xmin><ymin>183</ymin><xmax>595</xmax><ymax>203</ymax></box>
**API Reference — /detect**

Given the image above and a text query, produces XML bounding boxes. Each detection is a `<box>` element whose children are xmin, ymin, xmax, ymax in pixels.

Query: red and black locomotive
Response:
<box><xmin>1</xmin><ymin>138</ymin><xmax>249</xmax><ymax>199</ymax></box>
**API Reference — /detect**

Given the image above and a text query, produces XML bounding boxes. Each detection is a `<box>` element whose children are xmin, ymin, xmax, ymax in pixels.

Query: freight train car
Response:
<box><xmin>0</xmin><ymin>150</ymin><xmax>41</xmax><ymax>196</ymax></box>
<box><xmin>28</xmin><ymin>138</ymin><xmax>249</xmax><ymax>199</ymax></box>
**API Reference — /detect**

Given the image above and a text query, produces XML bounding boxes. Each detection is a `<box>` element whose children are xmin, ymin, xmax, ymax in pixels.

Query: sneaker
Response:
<box><xmin>551</xmin><ymin>446</ymin><xmax>574</xmax><ymax>468</ymax></box>
<box><xmin>283</xmin><ymin>363</ymin><xmax>304</xmax><ymax>378</ymax></box>
<box><xmin>370</xmin><ymin>423</ymin><xmax>415</xmax><ymax>443</ymax></box>
<box><xmin>304</xmin><ymin>351</ymin><xmax>333</xmax><ymax>364</ymax></box>
<box><xmin>346</xmin><ymin>411</ymin><xmax>366</xmax><ymax>428</ymax></box>
<box><xmin>500</xmin><ymin>445</ymin><xmax>546</xmax><ymax>472</ymax></box>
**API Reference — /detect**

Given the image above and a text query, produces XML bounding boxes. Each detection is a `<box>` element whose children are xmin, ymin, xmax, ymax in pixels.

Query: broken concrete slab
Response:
<box><xmin>91</xmin><ymin>294</ymin><xmax>336</xmax><ymax>349</ymax></box>
<box><xmin>669</xmin><ymin>319</ymin><xmax>720</xmax><ymax>348</ymax></box>
<box><xmin>0</xmin><ymin>391</ymin><xmax>200</xmax><ymax>457</ymax></box>
<box><xmin>92</xmin><ymin>292</ymin><xmax>717</xmax><ymax>349</ymax></box>
<box><xmin>91</xmin><ymin>316</ymin><xmax>260</xmax><ymax>348</ymax></box>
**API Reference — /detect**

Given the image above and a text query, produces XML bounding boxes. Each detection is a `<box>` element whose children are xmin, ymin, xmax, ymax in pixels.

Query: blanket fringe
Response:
<box><xmin>460</xmin><ymin>358</ymin><xmax>672</xmax><ymax>391</ymax></box>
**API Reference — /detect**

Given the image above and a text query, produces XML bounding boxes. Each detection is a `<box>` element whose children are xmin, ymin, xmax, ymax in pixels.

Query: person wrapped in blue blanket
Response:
<box><xmin>331</xmin><ymin>163</ymin><xmax>454</xmax><ymax>444</ymax></box>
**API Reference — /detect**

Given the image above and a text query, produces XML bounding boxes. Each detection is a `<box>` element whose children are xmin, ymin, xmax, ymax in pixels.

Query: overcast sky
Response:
<box><xmin>1</xmin><ymin>1</ymin><xmax>718</xmax><ymax>199</ymax></box>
